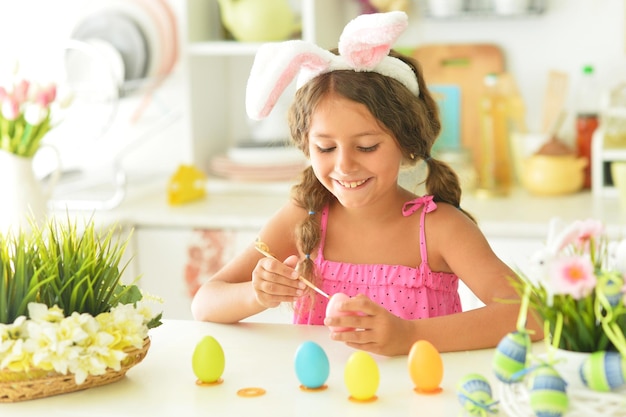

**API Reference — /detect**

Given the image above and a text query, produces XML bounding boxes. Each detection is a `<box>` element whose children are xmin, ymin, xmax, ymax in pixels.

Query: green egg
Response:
<box><xmin>192</xmin><ymin>335</ymin><xmax>225</xmax><ymax>383</ymax></box>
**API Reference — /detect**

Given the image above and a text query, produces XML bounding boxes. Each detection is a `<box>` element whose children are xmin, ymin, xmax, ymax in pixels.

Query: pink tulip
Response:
<box><xmin>13</xmin><ymin>79</ymin><xmax>29</xmax><ymax>104</ymax></box>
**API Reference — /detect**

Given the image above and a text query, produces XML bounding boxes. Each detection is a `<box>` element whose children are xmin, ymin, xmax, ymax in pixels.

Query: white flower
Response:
<box><xmin>1</xmin><ymin>96</ymin><xmax>19</xmax><ymax>120</ymax></box>
<box><xmin>0</xmin><ymin>302</ymin><xmax>156</xmax><ymax>384</ymax></box>
<box><xmin>28</xmin><ymin>303</ymin><xmax>64</xmax><ymax>323</ymax></box>
<box><xmin>23</xmin><ymin>102</ymin><xmax>47</xmax><ymax>125</ymax></box>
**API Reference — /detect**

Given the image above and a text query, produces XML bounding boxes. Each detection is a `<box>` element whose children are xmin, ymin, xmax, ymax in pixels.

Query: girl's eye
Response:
<box><xmin>316</xmin><ymin>146</ymin><xmax>335</xmax><ymax>153</ymax></box>
<box><xmin>359</xmin><ymin>144</ymin><xmax>379</xmax><ymax>152</ymax></box>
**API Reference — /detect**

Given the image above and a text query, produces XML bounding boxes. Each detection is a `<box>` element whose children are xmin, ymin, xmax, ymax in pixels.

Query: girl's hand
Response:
<box><xmin>252</xmin><ymin>255</ymin><xmax>305</xmax><ymax>308</ymax></box>
<box><xmin>323</xmin><ymin>294</ymin><xmax>414</xmax><ymax>356</ymax></box>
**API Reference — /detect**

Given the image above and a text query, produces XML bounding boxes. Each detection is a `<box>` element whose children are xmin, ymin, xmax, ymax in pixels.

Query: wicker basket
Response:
<box><xmin>0</xmin><ymin>337</ymin><xmax>150</xmax><ymax>403</ymax></box>
<box><xmin>498</xmin><ymin>381</ymin><xmax>626</xmax><ymax>417</ymax></box>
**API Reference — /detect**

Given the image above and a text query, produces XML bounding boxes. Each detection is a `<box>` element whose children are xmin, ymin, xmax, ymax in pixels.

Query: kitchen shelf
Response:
<box><xmin>187</xmin><ymin>41</ymin><xmax>265</xmax><ymax>56</ymax></box>
<box><xmin>181</xmin><ymin>0</ymin><xmax>359</xmax><ymax>174</ymax></box>
<box><xmin>421</xmin><ymin>0</ymin><xmax>547</xmax><ymax>19</ymax></box>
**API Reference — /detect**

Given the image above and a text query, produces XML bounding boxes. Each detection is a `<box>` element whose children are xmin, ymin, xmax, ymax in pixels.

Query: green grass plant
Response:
<box><xmin>0</xmin><ymin>216</ymin><xmax>144</xmax><ymax>324</ymax></box>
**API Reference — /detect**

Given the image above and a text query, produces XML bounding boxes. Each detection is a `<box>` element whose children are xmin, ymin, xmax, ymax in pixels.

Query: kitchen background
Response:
<box><xmin>1</xmin><ymin>0</ymin><xmax>625</xmax><ymax>320</ymax></box>
<box><xmin>1</xmin><ymin>0</ymin><xmax>624</xmax><ymax>182</ymax></box>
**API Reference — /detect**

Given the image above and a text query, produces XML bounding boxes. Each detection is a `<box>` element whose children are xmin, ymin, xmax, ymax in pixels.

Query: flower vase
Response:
<box><xmin>0</xmin><ymin>149</ymin><xmax>60</xmax><ymax>235</ymax></box>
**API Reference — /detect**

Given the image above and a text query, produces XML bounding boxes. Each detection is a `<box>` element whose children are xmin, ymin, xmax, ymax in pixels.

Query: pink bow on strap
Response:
<box><xmin>402</xmin><ymin>195</ymin><xmax>437</xmax><ymax>217</ymax></box>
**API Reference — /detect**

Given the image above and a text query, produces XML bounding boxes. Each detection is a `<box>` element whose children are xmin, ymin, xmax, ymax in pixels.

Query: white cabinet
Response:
<box><xmin>181</xmin><ymin>0</ymin><xmax>358</xmax><ymax>172</ymax></box>
<box><xmin>459</xmin><ymin>235</ymin><xmax>544</xmax><ymax>311</ymax></box>
<box><xmin>132</xmin><ymin>226</ymin><xmax>256</xmax><ymax>319</ymax></box>
<box><xmin>131</xmin><ymin>225</ymin><xmax>294</xmax><ymax>323</ymax></box>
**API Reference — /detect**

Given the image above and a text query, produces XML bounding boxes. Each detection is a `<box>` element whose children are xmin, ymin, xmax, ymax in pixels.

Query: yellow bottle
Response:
<box><xmin>476</xmin><ymin>73</ymin><xmax>513</xmax><ymax>197</ymax></box>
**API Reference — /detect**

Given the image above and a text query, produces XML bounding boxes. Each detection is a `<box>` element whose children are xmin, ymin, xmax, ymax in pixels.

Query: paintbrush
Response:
<box><xmin>254</xmin><ymin>241</ymin><xmax>329</xmax><ymax>299</ymax></box>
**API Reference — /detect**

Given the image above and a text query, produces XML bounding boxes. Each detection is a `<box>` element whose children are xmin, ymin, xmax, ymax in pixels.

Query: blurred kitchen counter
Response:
<box><xmin>54</xmin><ymin>177</ymin><xmax>626</xmax><ymax>238</ymax></box>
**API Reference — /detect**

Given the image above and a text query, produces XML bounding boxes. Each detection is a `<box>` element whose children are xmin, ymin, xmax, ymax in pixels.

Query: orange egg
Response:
<box><xmin>408</xmin><ymin>340</ymin><xmax>443</xmax><ymax>394</ymax></box>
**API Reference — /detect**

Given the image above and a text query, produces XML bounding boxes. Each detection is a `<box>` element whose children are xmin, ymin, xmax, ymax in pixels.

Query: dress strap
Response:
<box><xmin>402</xmin><ymin>195</ymin><xmax>437</xmax><ymax>265</ymax></box>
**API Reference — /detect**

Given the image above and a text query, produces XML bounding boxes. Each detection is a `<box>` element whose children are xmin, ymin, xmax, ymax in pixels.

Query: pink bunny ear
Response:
<box><xmin>246</xmin><ymin>41</ymin><xmax>333</xmax><ymax>120</ymax></box>
<box><xmin>338</xmin><ymin>11</ymin><xmax>408</xmax><ymax>70</ymax></box>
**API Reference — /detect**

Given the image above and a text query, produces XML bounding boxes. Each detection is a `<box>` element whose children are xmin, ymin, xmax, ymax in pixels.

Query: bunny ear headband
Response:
<box><xmin>245</xmin><ymin>11</ymin><xmax>418</xmax><ymax>120</ymax></box>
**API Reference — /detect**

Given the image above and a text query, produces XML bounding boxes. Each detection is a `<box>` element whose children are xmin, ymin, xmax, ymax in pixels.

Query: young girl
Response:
<box><xmin>191</xmin><ymin>12</ymin><xmax>540</xmax><ymax>356</ymax></box>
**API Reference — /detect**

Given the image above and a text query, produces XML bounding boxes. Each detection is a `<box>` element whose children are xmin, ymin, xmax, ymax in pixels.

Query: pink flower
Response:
<box><xmin>575</xmin><ymin>219</ymin><xmax>604</xmax><ymax>250</ymax></box>
<box><xmin>13</xmin><ymin>79</ymin><xmax>29</xmax><ymax>104</ymax></box>
<box><xmin>34</xmin><ymin>84</ymin><xmax>56</xmax><ymax>108</ymax></box>
<box><xmin>549</xmin><ymin>256</ymin><xmax>596</xmax><ymax>299</ymax></box>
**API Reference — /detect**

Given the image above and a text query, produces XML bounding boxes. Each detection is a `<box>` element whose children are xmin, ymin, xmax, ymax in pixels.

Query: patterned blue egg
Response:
<box><xmin>294</xmin><ymin>341</ymin><xmax>330</xmax><ymax>389</ymax></box>
<box><xmin>456</xmin><ymin>373</ymin><xmax>499</xmax><ymax>416</ymax></box>
<box><xmin>580</xmin><ymin>351</ymin><xmax>626</xmax><ymax>392</ymax></box>
<box><xmin>492</xmin><ymin>331</ymin><xmax>530</xmax><ymax>383</ymax></box>
<box><xmin>528</xmin><ymin>366</ymin><xmax>569</xmax><ymax>417</ymax></box>
<box><xmin>601</xmin><ymin>273</ymin><xmax>624</xmax><ymax>307</ymax></box>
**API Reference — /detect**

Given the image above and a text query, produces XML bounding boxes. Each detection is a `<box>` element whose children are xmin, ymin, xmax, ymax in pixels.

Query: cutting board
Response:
<box><xmin>412</xmin><ymin>44</ymin><xmax>505</xmax><ymax>167</ymax></box>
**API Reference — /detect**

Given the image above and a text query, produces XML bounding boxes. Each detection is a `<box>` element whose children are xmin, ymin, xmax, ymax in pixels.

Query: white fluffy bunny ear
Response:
<box><xmin>246</xmin><ymin>11</ymin><xmax>416</xmax><ymax>120</ymax></box>
<box><xmin>246</xmin><ymin>40</ymin><xmax>334</xmax><ymax>120</ymax></box>
<box><xmin>338</xmin><ymin>11</ymin><xmax>408</xmax><ymax>70</ymax></box>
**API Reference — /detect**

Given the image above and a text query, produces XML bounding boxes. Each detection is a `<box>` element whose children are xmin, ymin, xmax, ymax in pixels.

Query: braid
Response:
<box><xmin>424</xmin><ymin>158</ymin><xmax>476</xmax><ymax>223</ymax></box>
<box><xmin>291</xmin><ymin>166</ymin><xmax>332</xmax><ymax>291</ymax></box>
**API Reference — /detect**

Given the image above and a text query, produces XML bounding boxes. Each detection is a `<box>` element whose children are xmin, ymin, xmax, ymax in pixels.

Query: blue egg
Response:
<box><xmin>580</xmin><ymin>351</ymin><xmax>626</xmax><ymax>392</ymax></box>
<box><xmin>294</xmin><ymin>341</ymin><xmax>330</xmax><ymax>389</ymax></box>
<box><xmin>528</xmin><ymin>366</ymin><xmax>569</xmax><ymax>417</ymax></box>
<box><xmin>492</xmin><ymin>331</ymin><xmax>530</xmax><ymax>383</ymax></box>
<box><xmin>456</xmin><ymin>373</ymin><xmax>499</xmax><ymax>416</ymax></box>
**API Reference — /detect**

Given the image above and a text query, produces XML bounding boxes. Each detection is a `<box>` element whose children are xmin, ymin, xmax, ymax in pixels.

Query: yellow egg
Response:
<box><xmin>408</xmin><ymin>340</ymin><xmax>443</xmax><ymax>393</ymax></box>
<box><xmin>344</xmin><ymin>351</ymin><xmax>380</xmax><ymax>401</ymax></box>
<box><xmin>192</xmin><ymin>335</ymin><xmax>225</xmax><ymax>383</ymax></box>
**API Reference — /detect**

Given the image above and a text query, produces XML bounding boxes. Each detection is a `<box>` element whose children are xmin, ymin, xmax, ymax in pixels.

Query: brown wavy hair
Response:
<box><xmin>287</xmin><ymin>49</ymin><xmax>475</xmax><ymax>289</ymax></box>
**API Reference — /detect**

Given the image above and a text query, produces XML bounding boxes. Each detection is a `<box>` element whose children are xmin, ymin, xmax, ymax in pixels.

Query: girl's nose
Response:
<box><xmin>335</xmin><ymin>148</ymin><xmax>358</xmax><ymax>174</ymax></box>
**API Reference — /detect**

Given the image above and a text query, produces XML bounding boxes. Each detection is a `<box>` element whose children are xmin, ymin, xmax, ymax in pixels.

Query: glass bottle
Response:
<box><xmin>476</xmin><ymin>73</ymin><xmax>513</xmax><ymax>197</ymax></box>
<box><xmin>575</xmin><ymin>65</ymin><xmax>600</xmax><ymax>189</ymax></box>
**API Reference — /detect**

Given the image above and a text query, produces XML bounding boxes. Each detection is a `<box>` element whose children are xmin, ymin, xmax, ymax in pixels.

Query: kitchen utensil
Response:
<box><xmin>522</xmin><ymin>110</ymin><xmax>584</xmax><ymax>195</ymax></box>
<box><xmin>70</xmin><ymin>11</ymin><xmax>149</xmax><ymax>85</ymax></box>
<box><xmin>541</xmin><ymin>70</ymin><xmax>569</xmax><ymax>134</ymax></box>
<box><xmin>430</xmin><ymin>85</ymin><xmax>461</xmax><ymax>151</ymax></box>
<box><xmin>412</xmin><ymin>44</ymin><xmax>505</xmax><ymax>172</ymax></box>
<box><xmin>254</xmin><ymin>242</ymin><xmax>330</xmax><ymax>299</ymax></box>
<box><xmin>217</xmin><ymin>0</ymin><xmax>299</xmax><ymax>42</ymax></box>
<box><xmin>535</xmin><ymin>110</ymin><xmax>572</xmax><ymax>155</ymax></box>
<box><xmin>522</xmin><ymin>154</ymin><xmax>587</xmax><ymax>196</ymax></box>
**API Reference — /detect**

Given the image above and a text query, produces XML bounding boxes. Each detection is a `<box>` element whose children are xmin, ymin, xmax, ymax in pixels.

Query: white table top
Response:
<box><xmin>2</xmin><ymin>319</ymin><xmax>502</xmax><ymax>417</ymax></box>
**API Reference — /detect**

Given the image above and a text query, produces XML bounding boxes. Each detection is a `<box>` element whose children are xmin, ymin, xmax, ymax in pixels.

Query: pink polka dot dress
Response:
<box><xmin>293</xmin><ymin>195</ymin><xmax>462</xmax><ymax>325</ymax></box>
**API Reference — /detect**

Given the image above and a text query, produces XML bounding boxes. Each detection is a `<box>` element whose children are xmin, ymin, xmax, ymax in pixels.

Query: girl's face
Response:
<box><xmin>307</xmin><ymin>93</ymin><xmax>404</xmax><ymax>209</ymax></box>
